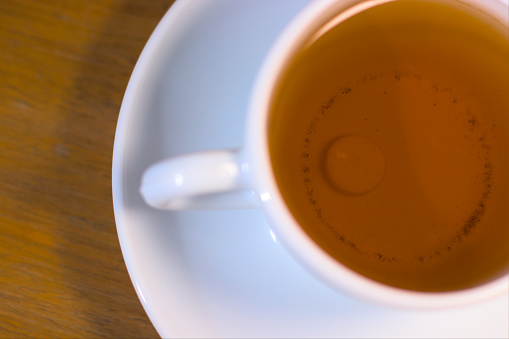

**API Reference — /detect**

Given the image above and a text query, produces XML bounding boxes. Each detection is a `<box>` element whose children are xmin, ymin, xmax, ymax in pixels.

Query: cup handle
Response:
<box><xmin>139</xmin><ymin>150</ymin><xmax>257</xmax><ymax>210</ymax></box>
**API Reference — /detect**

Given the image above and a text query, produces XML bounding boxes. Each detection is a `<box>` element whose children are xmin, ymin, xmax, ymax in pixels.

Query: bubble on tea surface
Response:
<box><xmin>325</xmin><ymin>135</ymin><xmax>386</xmax><ymax>195</ymax></box>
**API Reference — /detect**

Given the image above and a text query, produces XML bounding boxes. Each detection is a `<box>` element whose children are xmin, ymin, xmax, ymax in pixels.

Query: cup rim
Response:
<box><xmin>245</xmin><ymin>0</ymin><xmax>509</xmax><ymax>309</ymax></box>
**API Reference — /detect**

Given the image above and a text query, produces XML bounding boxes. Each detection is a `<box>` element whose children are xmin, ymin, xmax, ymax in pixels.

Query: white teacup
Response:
<box><xmin>140</xmin><ymin>0</ymin><xmax>509</xmax><ymax>309</ymax></box>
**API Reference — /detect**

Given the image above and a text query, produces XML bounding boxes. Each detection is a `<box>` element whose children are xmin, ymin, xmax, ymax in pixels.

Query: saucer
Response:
<box><xmin>112</xmin><ymin>0</ymin><xmax>509</xmax><ymax>337</ymax></box>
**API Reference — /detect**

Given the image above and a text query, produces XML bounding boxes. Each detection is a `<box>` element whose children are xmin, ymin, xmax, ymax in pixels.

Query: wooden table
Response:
<box><xmin>0</xmin><ymin>0</ymin><xmax>175</xmax><ymax>336</ymax></box>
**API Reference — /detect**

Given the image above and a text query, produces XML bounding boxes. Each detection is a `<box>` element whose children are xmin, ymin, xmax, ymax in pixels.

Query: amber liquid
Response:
<box><xmin>269</xmin><ymin>0</ymin><xmax>509</xmax><ymax>291</ymax></box>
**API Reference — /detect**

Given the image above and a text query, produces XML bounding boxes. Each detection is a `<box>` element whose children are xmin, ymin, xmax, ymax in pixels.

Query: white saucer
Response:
<box><xmin>112</xmin><ymin>0</ymin><xmax>509</xmax><ymax>337</ymax></box>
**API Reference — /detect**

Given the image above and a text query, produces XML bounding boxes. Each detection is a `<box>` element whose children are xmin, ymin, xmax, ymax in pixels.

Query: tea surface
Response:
<box><xmin>269</xmin><ymin>0</ymin><xmax>509</xmax><ymax>291</ymax></box>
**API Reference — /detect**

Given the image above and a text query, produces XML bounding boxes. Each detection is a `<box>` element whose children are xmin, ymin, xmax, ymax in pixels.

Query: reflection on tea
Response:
<box><xmin>269</xmin><ymin>0</ymin><xmax>509</xmax><ymax>291</ymax></box>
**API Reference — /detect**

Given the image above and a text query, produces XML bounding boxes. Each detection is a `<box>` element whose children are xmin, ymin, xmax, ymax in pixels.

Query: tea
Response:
<box><xmin>269</xmin><ymin>0</ymin><xmax>509</xmax><ymax>291</ymax></box>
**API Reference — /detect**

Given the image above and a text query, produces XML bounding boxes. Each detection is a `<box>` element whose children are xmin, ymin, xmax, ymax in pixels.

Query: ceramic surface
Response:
<box><xmin>113</xmin><ymin>0</ymin><xmax>509</xmax><ymax>337</ymax></box>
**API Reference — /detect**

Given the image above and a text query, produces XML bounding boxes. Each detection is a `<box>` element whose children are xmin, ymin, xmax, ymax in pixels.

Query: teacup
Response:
<box><xmin>140</xmin><ymin>0</ymin><xmax>509</xmax><ymax>309</ymax></box>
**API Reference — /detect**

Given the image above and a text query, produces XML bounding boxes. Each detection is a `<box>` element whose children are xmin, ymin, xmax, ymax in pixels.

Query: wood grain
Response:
<box><xmin>0</xmin><ymin>0</ymin><xmax>174</xmax><ymax>336</ymax></box>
